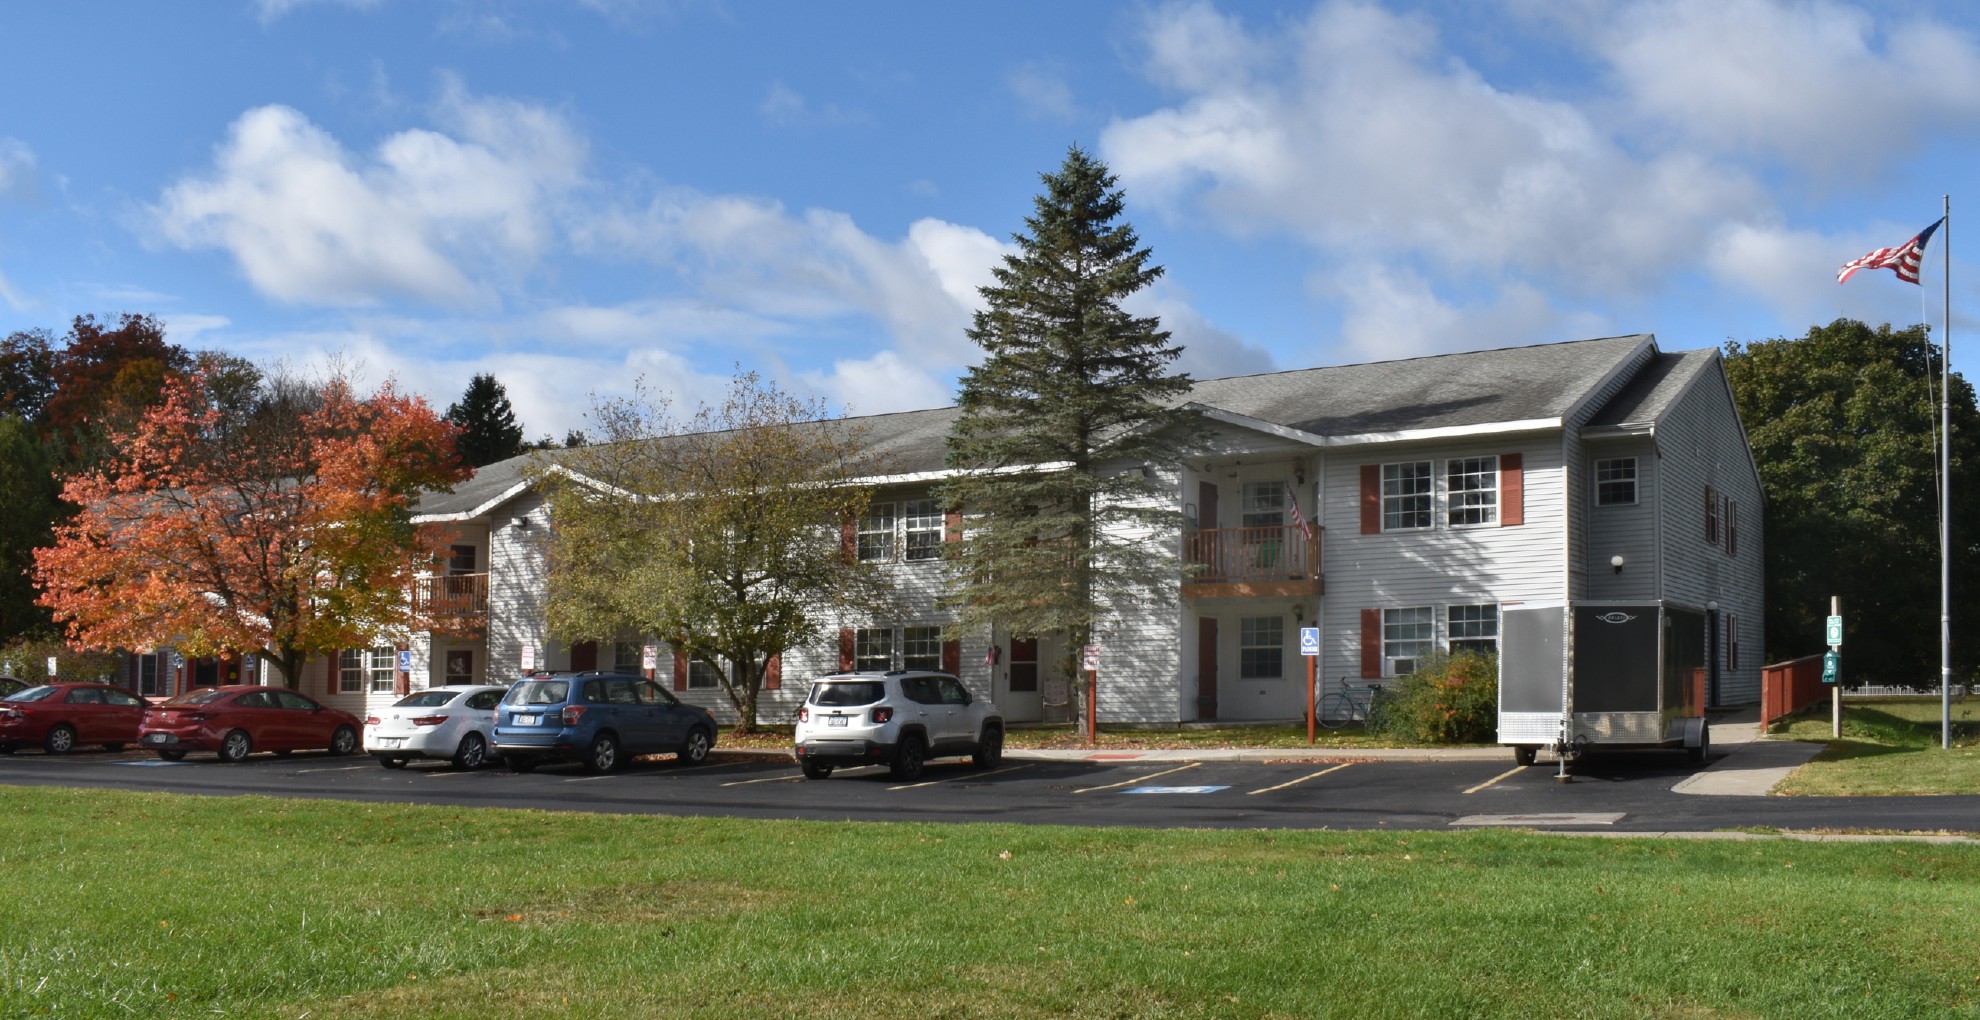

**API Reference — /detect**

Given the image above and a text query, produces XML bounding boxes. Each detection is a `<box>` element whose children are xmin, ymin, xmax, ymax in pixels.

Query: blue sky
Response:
<box><xmin>1</xmin><ymin>0</ymin><xmax>1975</xmax><ymax>439</ymax></box>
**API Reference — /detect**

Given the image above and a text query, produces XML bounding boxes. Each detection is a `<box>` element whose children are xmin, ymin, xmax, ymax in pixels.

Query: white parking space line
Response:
<box><xmin>1246</xmin><ymin>762</ymin><xmax>1355</xmax><ymax>796</ymax></box>
<box><xmin>1073</xmin><ymin>762</ymin><xmax>1201</xmax><ymax>794</ymax></box>
<box><xmin>1463</xmin><ymin>766</ymin><xmax>1528</xmax><ymax>795</ymax></box>
<box><xmin>295</xmin><ymin>765</ymin><xmax>373</xmax><ymax>774</ymax></box>
<box><xmin>888</xmin><ymin>763</ymin><xmax>1034</xmax><ymax>790</ymax></box>
<box><xmin>564</xmin><ymin>773</ymin><xmax>625</xmax><ymax>783</ymax></box>
<box><xmin>719</xmin><ymin>765</ymin><xmax>855</xmax><ymax>787</ymax></box>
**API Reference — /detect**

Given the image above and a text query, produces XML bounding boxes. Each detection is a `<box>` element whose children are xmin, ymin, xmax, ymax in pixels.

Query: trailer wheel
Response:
<box><xmin>1687</xmin><ymin>721</ymin><xmax>1711</xmax><ymax>764</ymax></box>
<box><xmin>1512</xmin><ymin>745</ymin><xmax>1537</xmax><ymax>767</ymax></box>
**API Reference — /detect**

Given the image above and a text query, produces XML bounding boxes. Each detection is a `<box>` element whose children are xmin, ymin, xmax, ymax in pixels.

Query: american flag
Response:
<box><xmin>1838</xmin><ymin>217</ymin><xmax>1943</xmax><ymax>285</ymax></box>
<box><xmin>1285</xmin><ymin>480</ymin><xmax>1314</xmax><ymax>538</ymax></box>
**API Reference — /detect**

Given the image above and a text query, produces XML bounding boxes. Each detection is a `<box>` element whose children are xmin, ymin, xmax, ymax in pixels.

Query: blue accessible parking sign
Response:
<box><xmin>1299</xmin><ymin>627</ymin><xmax>1320</xmax><ymax>657</ymax></box>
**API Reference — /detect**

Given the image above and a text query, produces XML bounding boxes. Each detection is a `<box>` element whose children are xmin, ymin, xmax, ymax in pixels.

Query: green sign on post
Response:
<box><xmin>1822</xmin><ymin>649</ymin><xmax>1839</xmax><ymax>685</ymax></box>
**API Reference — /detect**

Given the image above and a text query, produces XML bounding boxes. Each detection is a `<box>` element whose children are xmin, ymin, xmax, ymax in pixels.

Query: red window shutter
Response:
<box><xmin>765</xmin><ymin>653</ymin><xmax>782</xmax><ymax>690</ymax></box>
<box><xmin>841</xmin><ymin>515</ymin><xmax>856</xmax><ymax>562</ymax></box>
<box><xmin>1360</xmin><ymin>609</ymin><xmax>1382</xmax><ymax>679</ymax></box>
<box><xmin>672</xmin><ymin>651</ymin><xmax>687</xmax><ymax>692</ymax></box>
<box><xmin>945</xmin><ymin>507</ymin><xmax>962</xmax><ymax>543</ymax></box>
<box><xmin>1500</xmin><ymin>453</ymin><xmax>1523</xmax><ymax>526</ymax></box>
<box><xmin>941</xmin><ymin>639</ymin><xmax>961</xmax><ymax>675</ymax></box>
<box><xmin>1360</xmin><ymin>465</ymin><xmax>1381</xmax><ymax>535</ymax></box>
<box><xmin>838</xmin><ymin>628</ymin><xmax>855</xmax><ymax>672</ymax></box>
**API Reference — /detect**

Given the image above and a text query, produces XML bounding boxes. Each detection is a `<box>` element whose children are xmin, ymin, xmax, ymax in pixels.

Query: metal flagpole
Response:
<box><xmin>1942</xmin><ymin>194</ymin><xmax>1953</xmax><ymax>751</ymax></box>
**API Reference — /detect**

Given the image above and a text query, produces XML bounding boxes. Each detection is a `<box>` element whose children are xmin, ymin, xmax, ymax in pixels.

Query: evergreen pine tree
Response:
<box><xmin>445</xmin><ymin>373</ymin><xmax>526</xmax><ymax>468</ymax></box>
<box><xmin>942</xmin><ymin>147</ymin><xmax>1201</xmax><ymax>721</ymax></box>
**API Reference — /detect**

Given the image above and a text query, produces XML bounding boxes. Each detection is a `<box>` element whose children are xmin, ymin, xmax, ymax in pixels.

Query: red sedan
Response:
<box><xmin>0</xmin><ymin>682</ymin><xmax>149</xmax><ymax>754</ymax></box>
<box><xmin>139</xmin><ymin>686</ymin><xmax>362</xmax><ymax>762</ymax></box>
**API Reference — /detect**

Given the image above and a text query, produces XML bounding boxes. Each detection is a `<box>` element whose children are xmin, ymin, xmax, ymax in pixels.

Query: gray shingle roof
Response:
<box><xmin>1585</xmin><ymin>348</ymin><xmax>1718</xmax><ymax>429</ymax></box>
<box><xmin>416</xmin><ymin>334</ymin><xmax>1661</xmax><ymax>518</ymax></box>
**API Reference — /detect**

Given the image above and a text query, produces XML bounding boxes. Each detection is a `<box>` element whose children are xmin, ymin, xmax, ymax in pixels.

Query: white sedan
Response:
<box><xmin>363</xmin><ymin>685</ymin><xmax>506</xmax><ymax>769</ymax></box>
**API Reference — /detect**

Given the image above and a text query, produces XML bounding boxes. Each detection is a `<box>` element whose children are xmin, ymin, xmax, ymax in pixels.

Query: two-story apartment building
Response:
<box><xmin>318</xmin><ymin>332</ymin><xmax>1760</xmax><ymax>728</ymax></box>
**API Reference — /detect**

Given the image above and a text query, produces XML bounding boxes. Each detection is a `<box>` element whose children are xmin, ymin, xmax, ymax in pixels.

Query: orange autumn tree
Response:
<box><xmin>33</xmin><ymin>367</ymin><xmax>468</xmax><ymax>688</ymax></box>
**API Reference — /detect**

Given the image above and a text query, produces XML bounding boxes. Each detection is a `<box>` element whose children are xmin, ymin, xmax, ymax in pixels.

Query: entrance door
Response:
<box><xmin>1197</xmin><ymin>618</ymin><xmax>1218</xmax><ymax>720</ymax></box>
<box><xmin>996</xmin><ymin>634</ymin><xmax>1044</xmax><ymax>723</ymax></box>
<box><xmin>570</xmin><ymin>641</ymin><xmax>599</xmax><ymax>672</ymax></box>
<box><xmin>193</xmin><ymin>659</ymin><xmax>220</xmax><ymax>689</ymax></box>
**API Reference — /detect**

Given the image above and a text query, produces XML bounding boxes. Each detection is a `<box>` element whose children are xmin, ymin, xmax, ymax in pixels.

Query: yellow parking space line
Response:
<box><xmin>1246</xmin><ymin>762</ymin><xmax>1355</xmax><ymax>796</ymax></box>
<box><xmin>1463</xmin><ymin>766</ymin><xmax>1528</xmax><ymax>795</ymax></box>
<box><xmin>888</xmin><ymin>763</ymin><xmax>1034</xmax><ymax>791</ymax></box>
<box><xmin>1072</xmin><ymin>762</ymin><xmax>1201</xmax><ymax>794</ymax></box>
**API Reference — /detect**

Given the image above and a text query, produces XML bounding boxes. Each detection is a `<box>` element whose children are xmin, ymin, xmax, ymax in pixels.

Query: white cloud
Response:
<box><xmin>1127</xmin><ymin>290</ymin><xmax>1276</xmax><ymax>379</ymax></box>
<box><xmin>799</xmin><ymin>349</ymin><xmax>953</xmax><ymax>417</ymax></box>
<box><xmin>1596</xmin><ymin>0</ymin><xmax>1980</xmax><ymax>175</ymax></box>
<box><xmin>254</xmin><ymin>0</ymin><xmax>385</xmax><ymax>24</ymax></box>
<box><xmin>1008</xmin><ymin>63</ymin><xmax>1078</xmax><ymax>120</ymax></box>
<box><xmin>1321</xmin><ymin>266</ymin><xmax>1604</xmax><ymax>363</ymax></box>
<box><xmin>151</xmin><ymin>85</ymin><xmax>587</xmax><ymax>307</ymax></box>
<box><xmin>757</xmin><ymin>81</ymin><xmax>866</xmax><ymax>129</ymax></box>
<box><xmin>159</xmin><ymin>313</ymin><xmax>233</xmax><ymax>345</ymax></box>
<box><xmin>0</xmin><ymin>138</ymin><xmax>34</xmax><ymax>198</ymax></box>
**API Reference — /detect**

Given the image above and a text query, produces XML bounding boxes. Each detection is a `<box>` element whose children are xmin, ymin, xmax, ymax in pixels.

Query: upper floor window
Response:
<box><xmin>1595</xmin><ymin>458</ymin><xmax>1637</xmax><ymax>506</ymax></box>
<box><xmin>857</xmin><ymin>503</ymin><xmax>896</xmax><ymax>562</ymax></box>
<box><xmin>1240</xmin><ymin>481</ymin><xmax>1287</xmax><ymax>529</ymax></box>
<box><xmin>1239</xmin><ymin>616</ymin><xmax>1284</xmax><ymax>679</ymax></box>
<box><xmin>1446</xmin><ymin>457</ymin><xmax>1499</xmax><ymax>527</ymax></box>
<box><xmin>1382</xmin><ymin>462</ymin><xmax>1433</xmax><ymax>531</ymax></box>
<box><xmin>902</xmin><ymin>499</ymin><xmax>943</xmax><ymax>561</ymax></box>
<box><xmin>1448</xmin><ymin>604</ymin><xmax>1500</xmax><ymax>657</ymax></box>
<box><xmin>1383</xmin><ymin>607</ymin><xmax>1434</xmax><ymax>676</ymax></box>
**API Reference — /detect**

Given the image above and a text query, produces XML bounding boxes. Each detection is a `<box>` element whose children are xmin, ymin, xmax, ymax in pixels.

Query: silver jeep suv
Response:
<box><xmin>792</xmin><ymin>670</ymin><xmax>1003</xmax><ymax>781</ymax></box>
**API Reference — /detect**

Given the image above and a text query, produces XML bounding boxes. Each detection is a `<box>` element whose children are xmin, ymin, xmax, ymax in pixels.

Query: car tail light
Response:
<box><xmin>797</xmin><ymin>707</ymin><xmax>810</xmax><ymax>723</ymax></box>
<box><xmin>0</xmin><ymin>708</ymin><xmax>22</xmax><ymax>721</ymax></box>
<box><xmin>871</xmin><ymin>707</ymin><xmax>894</xmax><ymax>724</ymax></box>
<box><xmin>364</xmin><ymin>716</ymin><xmax>381</xmax><ymax>726</ymax></box>
<box><xmin>561</xmin><ymin>705</ymin><xmax>586</xmax><ymax>726</ymax></box>
<box><xmin>410</xmin><ymin>716</ymin><xmax>446</xmax><ymax>727</ymax></box>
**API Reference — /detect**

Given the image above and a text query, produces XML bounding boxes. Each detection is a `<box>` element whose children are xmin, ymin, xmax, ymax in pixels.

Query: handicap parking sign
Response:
<box><xmin>397</xmin><ymin>649</ymin><xmax>413</xmax><ymax>672</ymax></box>
<box><xmin>1299</xmin><ymin>626</ymin><xmax>1320</xmax><ymax>657</ymax></box>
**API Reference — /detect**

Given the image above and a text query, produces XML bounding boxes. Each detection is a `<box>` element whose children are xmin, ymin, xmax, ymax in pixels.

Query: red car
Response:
<box><xmin>0</xmin><ymin>682</ymin><xmax>148</xmax><ymax>754</ymax></box>
<box><xmin>139</xmin><ymin>686</ymin><xmax>362</xmax><ymax>762</ymax></box>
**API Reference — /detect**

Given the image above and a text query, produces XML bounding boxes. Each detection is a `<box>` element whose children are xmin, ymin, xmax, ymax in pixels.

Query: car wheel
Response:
<box><xmin>891</xmin><ymin>734</ymin><xmax>926</xmax><ymax>781</ymax></box>
<box><xmin>1688</xmin><ymin>722</ymin><xmax>1711</xmax><ymax>765</ymax></box>
<box><xmin>380</xmin><ymin>757</ymin><xmax>408</xmax><ymax>770</ymax></box>
<box><xmin>453</xmin><ymin>732</ymin><xmax>488</xmax><ymax>770</ymax></box>
<box><xmin>329</xmin><ymin>726</ymin><xmax>359</xmax><ymax>756</ymax></box>
<box><xmin>1513</xmin><ymin>745</ymin><xmax>1537</xmax><ymax>767</ymax></box>
<box><xmin>584</xmin><ymin>732</ymin><xmax>620</xmax><ymax>774</ymax></box>
<box><xmin>156</xmin><ymin>749</ymin><xmax>187</xmax><ymax>762</ymax></box>
<box><xmin>801</xmin><ymin>760</ymin><xmax>833</xmax><ymax>780</ymax></box>
<box><xmin>218</xmin><ymin>729</ymin><xmax>253</xmax><ymax>763</ymax></box>
<box><xmin>505</xmin><ymin>755</ymin><xmax>537</xmax><ymax>773</ymax></box>
<box><xmin>677</xmin><ymin>727</ymin><xmax>712</xmax><ymax>765</ymax></box>
<box><xmin>972</xmin><ymin>726</ymin><xmax>1003</xmax><ymax>769</ymax></box>
<box><xmin>43</xmin><ymin>725</ymin><xmax>77</xmax><ymax>755</ymax></box>
<box><xmin>103</xmin><ymin>743</ymin><xmax>125</xmax><ymax>753</ymax></box>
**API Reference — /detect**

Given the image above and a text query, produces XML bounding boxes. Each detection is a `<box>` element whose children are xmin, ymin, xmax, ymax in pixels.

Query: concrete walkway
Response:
<box><xmin>1670</xmin><ymin>707</ymin><xmax>1827</xmax><ymax>796</ymax></box>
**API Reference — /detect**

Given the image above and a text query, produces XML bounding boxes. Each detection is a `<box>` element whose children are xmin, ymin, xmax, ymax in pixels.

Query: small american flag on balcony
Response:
<box><xmin>1837</xmin><ymin>217</ymin><xmax>1942</xmax><ymax>285</ymax></box>
<box><xmin>1285</xmin><ymin>480</ymin><xmax>1315</xmax><ymax>538</ymax></box>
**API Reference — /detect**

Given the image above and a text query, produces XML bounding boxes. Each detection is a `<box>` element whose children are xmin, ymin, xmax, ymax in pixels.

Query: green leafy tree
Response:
<box><xmin>1723</xmin><ymin>319</ymin><xmax>1980</xmax><ymax>684</ymax></box>
<box><xmin>445</xmin><ymin>372</ymin><xmax>527</xmax><ymax>468</ymax></box>
<box><xmin>0</xmin><ymin>329</ymin><xmax>55</xmax><ymax>424</ymax></box>
<box><xmin>941</xmin><ymin>146</ymin><xmax>1201</xmax><ymax>724</ymax></box>
<box><xmin>0</xmin><ymin>415</ymin><xmax>60</xmax><ymax>642</ymax></box>
<box><xmin>532</xmin><ymin>372</ymin><xmax>892</xmax><ymax>732</ymax></box>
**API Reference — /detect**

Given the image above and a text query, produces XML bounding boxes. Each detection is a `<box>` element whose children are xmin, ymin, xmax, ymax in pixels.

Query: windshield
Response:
<box><xmin>4</xmin><ymin>685</ymin><xmax>58</xmax><ymax>703</ymax></box>
<box><xmin>809</xmin><ymin>681</ymin><xmax>885</xmax><ymax>707</ymax></box>
<box><xmin>394</xmin><ymin>689</ymin><xmax>461</xmax><ymax>708</ymax></box>
<box><xmin>162</xmin><ymin>689</ymin><xmax>231</xmax><ymax>706</ymax></box>
<box><xmin>503</xmin><ymin>680</ymin><xmax>570</xmax><ymax>706</ymax></box>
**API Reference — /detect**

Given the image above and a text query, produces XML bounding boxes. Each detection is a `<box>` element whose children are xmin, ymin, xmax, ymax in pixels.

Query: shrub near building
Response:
<box><xmin>1377</xmin><ymin>651</ymin><xmax>1499</xmax><ymax>744</ymax></box>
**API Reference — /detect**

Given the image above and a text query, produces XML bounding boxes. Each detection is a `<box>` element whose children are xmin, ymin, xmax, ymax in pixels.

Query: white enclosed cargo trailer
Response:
<box><xmin>1498</xmin><ymin>601</ymin><xmax>1710</xmax><ymax>768</ymax></box>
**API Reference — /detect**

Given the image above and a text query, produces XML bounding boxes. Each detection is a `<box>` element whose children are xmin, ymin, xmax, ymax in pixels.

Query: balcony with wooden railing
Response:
<box><xmin>1182</xmin><ymin>525</ymin><xmax>1323</xmax><ymax>599</ymax></box>
<box><xmin>413</xmin><ymin>572</ymin><xmax>489</xmax><ymax>636</ymax></box>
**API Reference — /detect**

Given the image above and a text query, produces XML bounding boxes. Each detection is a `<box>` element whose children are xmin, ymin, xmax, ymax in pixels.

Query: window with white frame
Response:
<box><xmin>1239</xmin><ymin>616</ymin><xmax>1284</xmax><ymax>679</ymax></box>
<box><xmin>854</xmin><ymin>628</ymin><xmax>895</xmax><ymax>671</ymax></box>
<box><xmin>339</xmin><ymin>647</ymin><xmax>396</xmax><ymax>694</ymax></box>
<box><xmin>1595</xmin><ymin>458</ymin><xmax>1637</xmax><ymax>506</ymax></box>
<box><xmin>857</xmin><ymin>503</ymin><xmax>896</xmax><ymax>562</ymax></box>
<box><xmin>1382</xmin><ymin>462</ymin><xmax>1433</xmax><ymax>531</ymax></box>
<box><xmin>1240</xmin><ymin>481</ymin><xmax>1287</xmax><ymax>529</ymax></box>
<box><xmin>613</xmin><ymin>640</ymin><xmax>643</xmax><ymax>674</ymax></box>
<box><xmin>136</xmin><ymin>653</ymin><xmax>164</xmax><ymax>696</ymax></box>
<box><xmin>1448</xmin><ymin>604</ymin><xmax>1499</xmax><ymax>657</ymax></box>
<box><xmin>688</xmin><ymin>658</ymin><xmax>723</xmax><ymax>689</ymax></box>
<box><xmin>1383</xmin><ymin>607</ymin><xmax>1434</xmax><ymax>676</ymax></box>
<box><xmin>902</xmin><ymin>626</ymin><xmax>944</xmax><ymax>670</ymax></box>
<box><xmin>1446</xmin><ymin>456</ymin><xmax>1499</xmax><ymax>526</ymax></box>
<box><xmin>903</xmin><ymin>499</ymin><xmax>943</xmax><ymax>561</ymax></box>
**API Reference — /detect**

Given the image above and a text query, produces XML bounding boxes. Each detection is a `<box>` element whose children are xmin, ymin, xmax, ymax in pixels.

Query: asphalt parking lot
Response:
<box><xmin>5</xmin><ymin>744</ymin><xmax>1979</xmax><ymax>835</ymax></box>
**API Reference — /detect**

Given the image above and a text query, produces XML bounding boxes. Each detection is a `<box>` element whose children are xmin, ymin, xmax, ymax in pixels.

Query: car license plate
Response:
<box><xmin>375</xmin><ymin>737</ymin><xmax>403</xmax><ymax>748</ymax></box>
<box><xmin>828</xmin><ymin>715</ymin><xmax>848</xmax><ymax>727</ymax></box>
<box><xmin>142</xmin><ymin>733</ymin><xmax>169</xmax><ymax>745</ymax></box>
<box><xmin>516</xmin><ymin>715</ymin><xmax>537</xmax><ymax>726</ymax></box>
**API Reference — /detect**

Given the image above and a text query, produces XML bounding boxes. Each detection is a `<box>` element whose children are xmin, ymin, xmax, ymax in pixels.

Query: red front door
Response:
<box><xmin>570</xmin><ymin>642</ymin><xmax>598</xmax><ymax>672</ymax></box>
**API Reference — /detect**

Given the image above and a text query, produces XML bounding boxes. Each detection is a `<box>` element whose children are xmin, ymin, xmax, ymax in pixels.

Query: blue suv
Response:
<box><xmin>492</xmin><ymin>672</ymin><xmax>717</xmax><ymax>773</ymax></box>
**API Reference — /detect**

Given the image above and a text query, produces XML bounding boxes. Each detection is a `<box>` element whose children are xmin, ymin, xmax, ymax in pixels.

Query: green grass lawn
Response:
<box><xmin>5</xmin><ymin>787</ymin><xmax>1980</xmax><ymax>1018</ymax></box>
<box><xmin>1772</xmin><ymin>698</ymin><xmax>1980</xmax><ymax>796</ymax></box>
